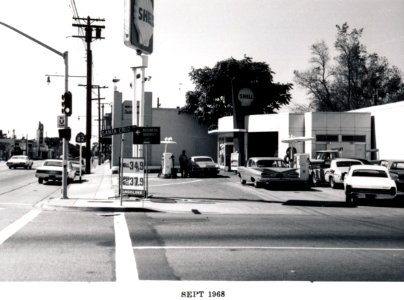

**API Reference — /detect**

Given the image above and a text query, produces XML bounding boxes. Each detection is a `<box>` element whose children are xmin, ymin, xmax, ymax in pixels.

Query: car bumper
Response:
<box><xmin>348</xmin><ymin>188</ymin><xmax>396</xmax><ymax>199</ymax></box>
<box><xmin>259</xmin><ymin>178</ymin><xmax>304</xmax><ymax>184</ymax></box>
<box><xmin>192</xmin><ymin>168</ymin><xmax>219</xmax><ymax>174</ymax></box>
<box><xmin>7</xmin><ymin>163</ymin><xmax>29</xmax><ymax>167</ymax></box>
<box><xmin>35</xmin><ymin>173</ymin><xmax>63</xmax><ymax>181</ymax></box>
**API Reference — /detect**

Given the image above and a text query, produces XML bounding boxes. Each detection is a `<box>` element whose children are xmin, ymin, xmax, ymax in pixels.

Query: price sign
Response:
<box><xmin>122</xmin><ymin>157</ymin><xmax>145</xmax><ymax>196</ymax></box>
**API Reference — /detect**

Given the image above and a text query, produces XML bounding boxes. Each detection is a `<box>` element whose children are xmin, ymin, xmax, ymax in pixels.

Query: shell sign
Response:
<box><xmin>124</xmin><ymin>0</ymin><xmax>154</xmax><ymax>54</ymax></box>
<box><xmin>238</xmin><ymin>88</ymin><xmax>254</xmax><ymax>106</ymax></box>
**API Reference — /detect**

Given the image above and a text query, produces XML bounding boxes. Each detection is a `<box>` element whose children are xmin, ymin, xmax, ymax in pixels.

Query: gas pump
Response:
<box><xmin>295</xmin><ymin>153</ymin><xmax>310</xmax><ymax>181</ymax></box>
<box><xmin>160</xmin><ymin>137</ymin><xmax>176</xmax><ymax>178</ymax></box>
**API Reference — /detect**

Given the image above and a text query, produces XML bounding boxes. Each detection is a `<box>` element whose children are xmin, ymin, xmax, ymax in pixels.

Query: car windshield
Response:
<box><xmin>391</xmin><ymin>162</ymin><xmax>404</xmax><ymax>170</ymax></box>
<box><xmin>336</xmin><ymin>161</ymin><xmax>362</xmax><ymax>167</ymax></box>
<box><xmin>194</xmin><ymin>157</ymin><xmax>213</xmax><ymax>163</ymax></box>
<box><xmin>352</xmin><ymin>169</ymin><xmax>388</xmax><ymax>178</ymax></box>
<box><xmin>256</xmin><ymin>160</ymin><xmax>286</xmax><ymax>168</ymax></box>
<box><xmin>43</xmin><ymin>161</ymin><xmax>62</xmax><ymax>167</ymax></box>
<box><xmin>12</xmin><ymin>156</ymin><xmax>26</xmax><ymax>159</ymax></box>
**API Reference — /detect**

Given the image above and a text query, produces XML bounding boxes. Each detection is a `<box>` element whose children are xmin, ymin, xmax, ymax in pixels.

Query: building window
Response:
<box><xmin>316</xmin><ymin>135</ymin><xmax>339</xmax><ymax>142</ymax></box>
<box><xmin>341</xmin><ymin>135</ymin><xmax>366</xmax><ymax>143</ymax></box>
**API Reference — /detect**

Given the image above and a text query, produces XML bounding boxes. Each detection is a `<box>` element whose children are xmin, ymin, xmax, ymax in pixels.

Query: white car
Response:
<box><xmin>344</xmin><ymin>165</ymin><xmax>397</xmax><ymax>204</ymax></box>
<box><xmin>6</xmin><ymin>155</ymin><xmax>33</xmax><ymax>169</ymax></box>
<box><xmin>324</xmin><ymin>158</ymin><xmax>363</xmax><ymax>189</ymax></box>
<box><xmin>35</xmin><ymin>159</ymin><xmax>76</xmax><ymax>184</ymax></box>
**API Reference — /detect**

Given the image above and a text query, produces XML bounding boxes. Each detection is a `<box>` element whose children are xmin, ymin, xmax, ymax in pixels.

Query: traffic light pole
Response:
<box><xmin>0</xmin><ymin>20</ymin><xmax>70</xmax><ymax>199</ymax></box>
<box><xmin>62</xmin><ymin>52</ymin><xmax>69</xmax><ymax>199</ymax></box>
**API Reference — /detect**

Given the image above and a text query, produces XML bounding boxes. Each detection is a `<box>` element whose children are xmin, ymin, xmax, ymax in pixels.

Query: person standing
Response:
<box><xmin>179</xmin><ymin>150</ymin><xmax>189</xmax><ymax>178</ymax></box>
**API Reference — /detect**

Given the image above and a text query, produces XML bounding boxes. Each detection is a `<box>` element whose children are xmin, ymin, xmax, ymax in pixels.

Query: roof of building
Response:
<box><xmin>350</xmin><ymin>100</ymin><xmax>404</xmax><ymax>113</ymax></box>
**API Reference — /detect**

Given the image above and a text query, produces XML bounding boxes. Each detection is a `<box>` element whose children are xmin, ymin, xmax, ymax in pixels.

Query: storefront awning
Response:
<box><xmin>281</xmin><ymin>136</ymin><xmax>315</xmax><ymax>144</ymax></box>
<box><xmin>208</xmin><ymin>129</ymin><xmax>247</xmax><ymax>134</ymax></box>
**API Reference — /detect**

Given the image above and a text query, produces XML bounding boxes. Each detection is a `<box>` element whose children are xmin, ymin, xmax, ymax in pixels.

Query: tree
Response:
<box><xmin>181</xmin><ymin>56</ymin><xmax>292</xmax><ymax>128</ymax></box>
<box><xmin>294</xmin><ymin>22</ymin><xmax>404</xmax><ymax>111</ymax></box>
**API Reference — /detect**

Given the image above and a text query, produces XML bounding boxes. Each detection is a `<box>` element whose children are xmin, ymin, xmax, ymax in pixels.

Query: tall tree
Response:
<box><xmin>181</xmin><ymin>56</ymin><xmax>292</xmax><ymax>128</ymax></box>
<box><xmin>294</xmin><ymin>22</ymin><xmax>404</xmax><ymax>111</ymax></box>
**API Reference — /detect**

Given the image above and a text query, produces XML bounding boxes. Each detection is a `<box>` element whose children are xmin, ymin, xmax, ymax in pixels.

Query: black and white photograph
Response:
<box><xmin>0</xmin><ymin>1</ymin><xmax>403</xmax><ymax>299</ymax></box>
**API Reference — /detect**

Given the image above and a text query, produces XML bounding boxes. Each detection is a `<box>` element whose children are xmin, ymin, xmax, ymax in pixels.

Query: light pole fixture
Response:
<box><xmin>45</xmin><ymin>74</ymin><xmax>86</xmax><ymax>84</ymax></box>
<box><xmin>0</xmin><ymin>20</ymin><xmax>71</xmax><ymax>199</ymax></box>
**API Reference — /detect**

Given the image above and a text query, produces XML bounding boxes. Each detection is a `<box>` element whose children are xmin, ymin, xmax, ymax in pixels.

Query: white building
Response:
<box><xmin>351</xmin><ymin>101</ymin><xmax>404</xmax><ymax>160</ymax></box>
<box><xmin>211</xmin><ymin>111</ymin><xmax>372</xmax><ymax>170</ymax></box>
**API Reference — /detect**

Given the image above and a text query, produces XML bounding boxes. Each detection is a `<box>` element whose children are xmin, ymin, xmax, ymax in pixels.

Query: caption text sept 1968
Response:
<box><xmin>181</xmin><ymin>291</ymin><xmax>225</xmax><ymax>298</ymax></box>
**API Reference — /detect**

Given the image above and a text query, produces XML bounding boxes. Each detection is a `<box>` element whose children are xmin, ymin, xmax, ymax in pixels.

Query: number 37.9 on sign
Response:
<box><xmin>122</xmin><ymin>176</ymin><xmax>144</xmax><ymax>186</ymax></box>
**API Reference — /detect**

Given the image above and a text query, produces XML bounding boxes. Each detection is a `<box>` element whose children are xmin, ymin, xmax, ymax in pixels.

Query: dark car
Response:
<box><xmin>379</xmin><ymin>160</ymin><xmax>404</xmax><ymax>194</ymax></box>
<box><xmin>189</xmin><ymin>156</ymin><xmax>220</xmax><ymax>177</ymax></box>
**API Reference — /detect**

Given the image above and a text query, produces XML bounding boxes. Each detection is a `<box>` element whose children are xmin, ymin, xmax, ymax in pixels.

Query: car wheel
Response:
<box><xmin>38</xmin><ymin>178</ymin><xmax>43</xmax><ymax>184</ymax></box>
<box><xmin>330</xmin><ymin>177</ymin><xmax>336</xmax><ymax>189</ymax></box>
<box><xmin>240</xmin><ymin>178</ymin><xmax>246</xmax><ymax>185</ymax></box>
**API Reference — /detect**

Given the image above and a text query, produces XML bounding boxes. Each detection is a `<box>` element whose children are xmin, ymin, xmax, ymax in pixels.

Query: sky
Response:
<box><xmin>0</xmin><ymin>0</ymin><xmax>403</xmax><ymax>140</ymax></box>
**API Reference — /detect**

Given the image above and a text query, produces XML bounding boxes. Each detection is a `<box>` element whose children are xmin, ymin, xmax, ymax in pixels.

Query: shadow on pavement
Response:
<box><xmin>149</xmin><ymin>195</ymin><xmax>284</xmax><ymax>204</ymax></box>
<box><xmin>284</xmin><ymin>197</ymin><xmax>404</xmax><ymax>208</ymax></box>
<box><xmin>283</xmin><ymin>199</ymin><xmax>352</xmax><ymax>207</ymax></box>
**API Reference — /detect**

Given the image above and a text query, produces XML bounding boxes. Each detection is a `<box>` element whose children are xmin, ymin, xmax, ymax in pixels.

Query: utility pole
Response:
<box><xmin>78</xmin><ymin>84</ymin><xmax>108</xmax><ymax>166</ymax></box>
<box><xmin>72</xmin><ymin>16</ymin><xmax>105</xmax><ymax>174</ymax></box>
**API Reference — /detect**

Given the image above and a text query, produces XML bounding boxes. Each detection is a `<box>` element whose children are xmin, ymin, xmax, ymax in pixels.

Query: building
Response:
<box><xmin>351</xmin><ymin>101</ymin><xmax>404</xmax><ymax>160</ymax></box>
<box><xmin>211</xmin><ymin>111</ymin><xmax>372</xmax><ymax>170</ymax></box>
<box><xmin>110</xmin><ymin>90</ymin><xmax>217</xmax><ymax>168</ymax></box>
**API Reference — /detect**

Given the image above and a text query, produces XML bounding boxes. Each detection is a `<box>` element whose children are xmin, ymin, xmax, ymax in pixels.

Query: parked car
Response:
<box><xmin>238</xmin><ymin>157</ymin><xmax>306</xmax><ymax>188</ymax></box>
<box><xmin>35</xmin><ymin>159</ymin><xmax>76</xmax><ymax>184</ymax></box>
<box><xmin>6</xmin><ymin>155</ymin><xmax>33</xmax><ymax>169</ymax></box>
<box><xmin>189</xmin><ymin>156</ymin><xmax>220</xmax><ymax>177</ymax></box>
<box><xmin>324</xmin><ymin>158</ymin><xmax>364</xmax><ymax>189</ymax></box>
<box><xmin>379</xmin><ymin>159</ymin><xmax>404</xmax><ymax>194</ymax></box>
<box><xmin>344</xmin><ymin>165</ymin><xmax>397</xmax><ymax>204</ymax></box>
<box><xmin>71</xmin><ymin>158</ymin><xmax>86</xmax><ymax>176</ymax></box>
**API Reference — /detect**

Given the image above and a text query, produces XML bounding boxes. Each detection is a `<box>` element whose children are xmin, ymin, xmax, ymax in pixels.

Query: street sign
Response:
<box><xmin>122</xmin><ymin>157</ymin><xmax>145</xmax><ymax>196</ymax></box>
<box><xmin>101</xmin><ymin>125</ymin><xmax>138</xmax><ymax>137</ymax></box>
<box><xmin>57</xmin><ymin>115</ymin><xmax>66</xmax><ymax>128</ymax></box>
<box><xmin>133</xmin><ymin>126</ymin><xmax>160</xmax><ymax>144</ymax></box>
<box><xmin>75</xmin><ymin>132</ymin><xmax>86</xmax><ymax>143</ymax></box>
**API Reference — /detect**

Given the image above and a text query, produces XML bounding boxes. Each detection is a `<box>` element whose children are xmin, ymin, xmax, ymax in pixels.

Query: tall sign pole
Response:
<box><xmin>125</xmin><ymin>0</ymin><xmax>154</xmax><ymax>158</ymax></box>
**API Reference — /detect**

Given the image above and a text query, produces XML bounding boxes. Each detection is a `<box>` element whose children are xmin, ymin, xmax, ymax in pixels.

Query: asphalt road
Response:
<box><xmin>0</xmin><ymin>165</ymin><xmax>403</xmax><ymax>299</ymax></box>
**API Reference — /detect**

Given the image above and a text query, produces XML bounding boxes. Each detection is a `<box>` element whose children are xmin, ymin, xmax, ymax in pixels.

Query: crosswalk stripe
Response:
<box><xmin>114</xmin><ymin>213</ymin><xmax>139</xmax><ymax>283</ymax></box>
<box><xmin>0</xmin><ymin>209</ymin><xmax>41</xmax><ymax>245</ymax></box>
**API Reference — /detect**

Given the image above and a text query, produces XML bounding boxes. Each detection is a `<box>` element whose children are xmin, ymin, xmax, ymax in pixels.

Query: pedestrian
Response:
<box><xmin>179</xmin><ymin>149</ymin><xmax>189</xmax><ymax>178</ymax></box>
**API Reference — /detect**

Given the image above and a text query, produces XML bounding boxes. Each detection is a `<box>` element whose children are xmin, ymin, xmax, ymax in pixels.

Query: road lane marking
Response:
<box><xmin>114</xmin><ymin>213</ymin><xmax>139</xmax><ymax>283</ymax></box>
<box><xmin>0</xmin><ymin>202</ymin><xmax>35</xmax><ymax>206</ymax></box>
<box><xmin>150</xmin><ymin>179</ymin><xmax>202</xmax><ymax>187</ymax></box>
<box><xmin>132</xmin><ymin>246</ymin><xmax>404</xmax><ymax>252</ymax></box>
<box><xmin>0</xmin><ymin>209</ymin><xmax>41</xmax><ymax>245</ymax></box>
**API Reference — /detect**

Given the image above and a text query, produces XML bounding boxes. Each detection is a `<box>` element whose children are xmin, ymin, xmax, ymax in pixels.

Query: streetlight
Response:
<box><xmin>0</xmin><ymin>20</ymin><xmax>70</xmax><ymax>199</ymax></box>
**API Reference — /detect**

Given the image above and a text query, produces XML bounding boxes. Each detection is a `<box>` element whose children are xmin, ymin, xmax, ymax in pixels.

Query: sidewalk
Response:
<box><xmin>42</xmin><ymin>161</ymin><xmax>303</xmax><ymax>215</ymax></box>
<box><xmin>41</xmin><ymin>162</ymin><xmax>222</xmax><ymax>214</ymax></box>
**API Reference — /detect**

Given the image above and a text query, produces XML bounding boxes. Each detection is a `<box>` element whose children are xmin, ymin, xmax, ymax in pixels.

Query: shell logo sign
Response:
<box><xmin>124</xmin><ymin>0</ymin><xmax>154</xmax><ymax>54</ymax></box>
<box><xmin>238</xmin><ymin>88</ymin><xmax>254</xmax><ymax>106</ymax></box>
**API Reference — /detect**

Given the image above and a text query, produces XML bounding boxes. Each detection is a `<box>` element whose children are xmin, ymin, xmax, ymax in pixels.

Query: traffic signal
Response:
<box><xmin>61</xmin><ymin>91</ymin><xmax>72</xmax><ymax>116</ymax></box>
